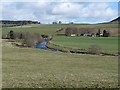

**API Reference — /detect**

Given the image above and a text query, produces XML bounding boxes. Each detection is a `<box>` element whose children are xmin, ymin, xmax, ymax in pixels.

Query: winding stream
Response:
<box><xmin>34</xmin><ymin>39</ymin><xmax>62</xmax><ymax>53</ymax></box>
<box><xmin>34</xmin><ymin>39</ymin><xmax>118</xmax><ymax>56</ymax></box>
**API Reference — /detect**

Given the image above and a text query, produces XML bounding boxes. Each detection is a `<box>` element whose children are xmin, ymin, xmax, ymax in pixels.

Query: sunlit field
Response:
<box><xmin>2</xmin><ymin>40</ymin><xmax>118</xmax><ymax>88</ymax></box>
<box><xmin>52</xmin><ymin>36</ymin><xmax>118</xmax><ymax>53</ymax></box>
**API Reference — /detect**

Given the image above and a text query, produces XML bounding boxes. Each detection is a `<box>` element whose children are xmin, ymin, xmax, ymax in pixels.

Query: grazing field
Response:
<box><xmin>2</xmin><ymin>23</ymin><xmax>118</xmax><ymax>36</ymax></box>
<box><xmin>2</xmin><ymin>40</ymin><xmax>118</xmax><ymax>88</ymax></box>
<box><xmin>2</xmin><ymin>23</ymin><xmax>119</xmax><ymax>88</ymax></box>
<box><xmin>2</xmin><ymin>24</ymin><xmax>68</xmax><ymax>35</ymax></box>
<box><xmin>51</xmin><ymin>36</ymin><xmax>118</xmax><ymax>53</ymax></box>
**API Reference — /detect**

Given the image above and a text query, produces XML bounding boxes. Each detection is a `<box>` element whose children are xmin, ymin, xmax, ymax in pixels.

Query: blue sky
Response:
<box><xmin>1</xmin><ymin>0</ymin><xmax>119</xmax><ymax>24</ymax></box>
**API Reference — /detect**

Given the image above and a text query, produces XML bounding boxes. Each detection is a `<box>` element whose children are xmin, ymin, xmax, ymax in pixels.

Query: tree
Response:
<box><xmin>9</xmin><ymin>30</ymin><xmax>14</xmax><ymax>39</ymax></box>
<box><xmin>69</xmin><ymin>22</ymin><xmax>74</xmax><ymax>24</ymax></box>
<box><xmin>38</xmin><ymin>22</ymin><xmax>41</xmax><ymax>24</ymax></box>
<box><xmin>19</xmin><ymin>33</ymin><xmax>23</xmax><ymax>39</ymax></box>
<box><xmin>58</xmin><ymin>21</ymin><xmax>62</xmax><ymax>24</ymax></box>
<box><xmin>98</xmin><ymin>29</ymin><xmax>101</xmax><ymax>37</ymax></box>
<box><xmin>52</xmin><ymin>21</ymin><xmax>57</xmax><ymax>24</ymax></box>
<box><xmin>103</xmin><ymin>30</ymin><xmax>110</xmax><ymax>37</ymax></box>
<box><xmin>96</xmin><ymin>29</ymin><xmax>101</xmax><ymax>37</ymax></box>
<box><xmin>22</xmin><ymin>32</ymin><xmax>35</xmax><ymax>47</ymax></box>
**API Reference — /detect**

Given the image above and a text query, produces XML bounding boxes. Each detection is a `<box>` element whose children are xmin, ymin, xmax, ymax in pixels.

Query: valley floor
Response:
<box><xmin>2</xmin><ymin>40</ymin><xmax>118</xmax><ymax>88</ymax></box>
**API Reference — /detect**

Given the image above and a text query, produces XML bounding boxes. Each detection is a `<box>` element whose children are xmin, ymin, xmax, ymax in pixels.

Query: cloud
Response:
<box><xmin>1</xmin><ymin>2</ymin><xmax>118</xmax><ymax>24</ymax></box>
<box><xmin>2</xmin><ymin>2</ymin><xmax>37</xmax><ymax>20</ymax></box>
<box><xmin>81</xmin><ymin>3</ymin><xmax>117</xmax><ymax>18</ymax></box>
<box><xmin>52</xmin><ymin>2</ymin><xmax>117</xmax><ymax>18</ymax></box>
<box><xmin>1</xmin><ymin>0</ymin><xmax>119</xmax><ymax>2</ymax></box>
<box><xmin>52</xmin><ymin>3</ymin><xmax>82</xmax><ymax>16</ymax></box>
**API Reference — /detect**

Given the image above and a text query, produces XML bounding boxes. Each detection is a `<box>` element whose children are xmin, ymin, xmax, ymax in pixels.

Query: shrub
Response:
<box><xmin>22</xmin><ymin>32</ymin><xmax>35</xmax><ymax>47</ymax></box>
<box><xmin>19</xmin><ymin>33</ymin><xmax>23</xmax><ymax>39</ymax></box>
<box><xmin>41</xmin><ymin>34</ymin><xmax>48</xmax><ymax>38</ymax></box>
<box><xmin>34</xmin><ymin>33</ymin><xmax>42</xmax><ymax>44</ymax></box>
<box><xmin>9</xmin><ymin>30</ymin><xmax>15</xmax><ymax>39</ymax></box>
<box><xmin>3</xmin><ymin>31</ymin><xmax>43</xmax><ymax>47</ymax></box>
<box><xmin>3</xmin><ymin>30</ymin><xmax>20</xmax><ymax>39</ymax></box>
<box><xmin>13</xmin><ymin>32</ymin><xmax>23</xmax><ymax>40</ymax></box>
<box><xmin>22</xmin><ymin>32</ymin><xmax>42</xmax><ymax>47</ymax></box>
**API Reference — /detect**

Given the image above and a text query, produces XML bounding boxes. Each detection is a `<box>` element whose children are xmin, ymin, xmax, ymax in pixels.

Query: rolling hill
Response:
<box><xmin>110</xmin><ymin>16</ymin><xmax>120</xmax><ymax>24</ymax></box>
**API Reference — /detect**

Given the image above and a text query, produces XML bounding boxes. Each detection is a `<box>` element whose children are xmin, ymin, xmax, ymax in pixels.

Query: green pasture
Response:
<box><xmin>52</xmin><ymin>36</ymin><xmax>118</xmax><ymax>53</ymax></box>
<box><xmin>2</xmin><ymin>40</ymin><xmax>118</xmax><ymax>88</ymax></box>
<box><xmin>2</xmin><ymin>23</ymin><xmax>119</xmax><ymax>88</ymax></box>
<box><xmin>2</xmin><ymin>23</ymin><xmax>118</xmax><ymax>36</ymax></box>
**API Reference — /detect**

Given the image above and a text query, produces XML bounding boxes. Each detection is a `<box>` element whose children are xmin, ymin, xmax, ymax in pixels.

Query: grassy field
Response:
<box><xmin>2</xmin><ymin>23</ymin><xmax>118</xmax><ymax>36</ymax></box>
<box><xmin>51</xmin><ymin>36</ymin><xmax>118</xmax><ymax>53</ymax></box>
<box><xmin>2</xmin><ymin>24</ymin><xmax>68</xmax><ymax>35</ymax></box>
<box><xmin>2</xmin><ymin>23</ymin><xmax>119</xmax><ymax>88</ymax></box>
<box><xmin>2</xmin><ymin>40</ymin><xmax>118</xmax><ymax>88</ymax></box>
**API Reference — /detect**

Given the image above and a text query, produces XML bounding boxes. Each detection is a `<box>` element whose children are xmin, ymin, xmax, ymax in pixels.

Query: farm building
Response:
<box><xmin>65</xmin><ymin>27</ymin><xmax>99</xmax><ymax>36</ymax></box>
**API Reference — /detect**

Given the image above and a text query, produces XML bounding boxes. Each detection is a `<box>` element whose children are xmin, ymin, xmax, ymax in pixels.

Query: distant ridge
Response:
<box><xmin>0</xmin><ymin>20</ymin><xmax>41</xmax><ymax>25</ymax></box>
<box><xmin>0</xmin><ymin>20</ymin><xmax>41</xmax><ymax>27</ymax></box>
<box><xmin>110</xmin><ymin>17</ymin><xmax>120</xmax><ymax>23</ymax></box>
<box><xmin>0</xmin><ymin>17</ymin><xmax>119</xmax><ymax>25</ymax></box>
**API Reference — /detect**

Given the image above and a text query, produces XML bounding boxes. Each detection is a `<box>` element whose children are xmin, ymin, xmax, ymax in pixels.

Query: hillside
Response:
<box><xmin>1</xmin><ymin>17</ymin><xmax>119</xmax><ymax>37</ymax></box>
<box><xmin>1</xmin><ymin>16</ymin><xmax>120</xmax><ymax>26</ymax></box>
<box><xmin>109</xmin><ymin>17</ymin><xmax>120</xmax><ymax>24</ymax></box>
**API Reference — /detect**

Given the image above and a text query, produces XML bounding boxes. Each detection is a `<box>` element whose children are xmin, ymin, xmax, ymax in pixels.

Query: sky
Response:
<box><xmin>0</xmin><ymin>0</ymin><xmax>119</xmax><ymax>24</ymax></box>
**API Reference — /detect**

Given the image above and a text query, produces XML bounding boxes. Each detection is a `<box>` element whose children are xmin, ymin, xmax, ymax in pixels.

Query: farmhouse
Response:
<box><xmin>65</xmin><ymin>27</ymin><xmax>98</xmax><ymax>36</ymax></box>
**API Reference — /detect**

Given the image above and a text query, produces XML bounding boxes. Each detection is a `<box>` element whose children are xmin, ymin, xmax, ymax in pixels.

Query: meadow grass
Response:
<box><xmin>2</xmin><ymin>23</ymin><xmax>119</xmax><ymax>88</ymax></box>
<box><xmin>52</xmin><ymin>36</ymin><xmax>118</xmax><ymax>53</ymax></box>
<box><xmin>2</xmin><ymin>23</ymin><xmax>118</xmax><ymax>36</ymax></box>
<box><xmin>2</xmin><ymin>40</ymin><xmax>118</xmax><ymax>88</ymax></box>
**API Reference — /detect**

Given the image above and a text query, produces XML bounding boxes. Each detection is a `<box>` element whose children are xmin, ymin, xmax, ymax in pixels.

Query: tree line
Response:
<box><xmin>1</xmin><ymin>20</ymin><xmax>41</xmax><ymax>27</ymax></box>
<box><xmin>2</xmin><ymin>30</ymin><xmax>52</xmax><ymax>47</ymax></box>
